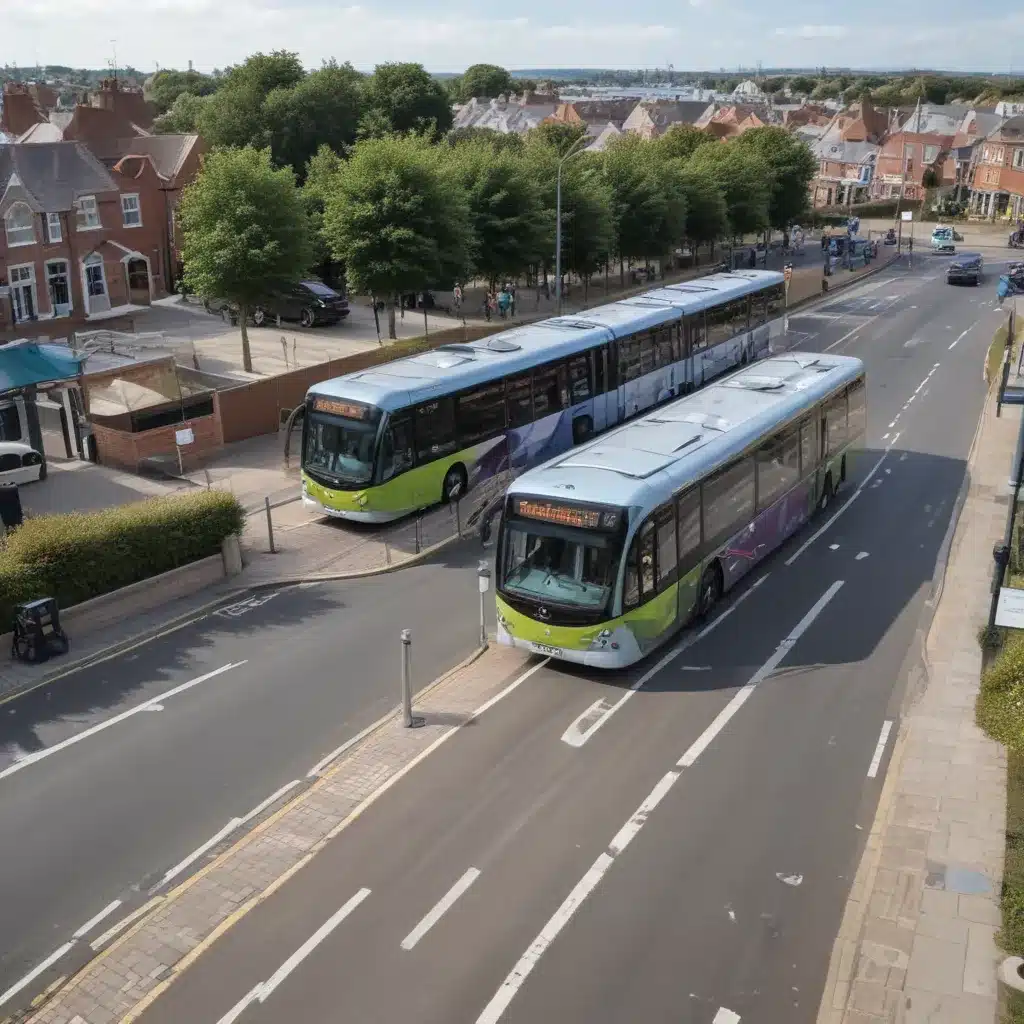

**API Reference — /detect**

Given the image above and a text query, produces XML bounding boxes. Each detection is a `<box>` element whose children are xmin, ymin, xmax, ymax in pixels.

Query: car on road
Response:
<box><xmin>253</xmin><ymin>281</ymin><xmax>349</xmax><ymax>328</ymax></box>
<box><xmin>946</xmin><ymin>251</ymin><xmax>984</xmax><ymax>286</ymax></box>
<box><xmin>0</xmin><ymin>441</ymin><xmax>44</xmax><ymax>485</ymax></box>
<box><xmin>931</xmin><ymin>225</ymin><xmax>957</xmax><ymax>254</ymax></box>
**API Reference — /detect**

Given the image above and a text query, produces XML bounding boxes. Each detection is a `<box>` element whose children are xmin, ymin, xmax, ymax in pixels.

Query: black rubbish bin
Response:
<box><xmin>0</xmin><ymin>484</ymin><xmax>23</xmax><ymax>529</ymax></box>
<box><xmin>11</xmin><ymin>597</ymin><xmax>70</xmax><ymax>663</ymax></box>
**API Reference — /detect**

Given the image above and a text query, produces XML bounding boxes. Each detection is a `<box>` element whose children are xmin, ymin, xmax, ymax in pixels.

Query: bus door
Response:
<box><xmin>591</xmin><ymin>345</ymin><xmax>612</xmax><ymax>433</ymax></box>
<box><xmin>682</xmin><ymin>315</ymin><xmax>697</xmax><ymax>391</ymax></box>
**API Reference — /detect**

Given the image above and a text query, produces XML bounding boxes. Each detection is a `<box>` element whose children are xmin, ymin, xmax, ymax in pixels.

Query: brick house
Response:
<box><xmin>968</xmin><ymin>116</ymin><xmax>1024</xmax><ymax>221</ymax></box>
<box><xmin>810</xmin><ymin>140</ymin><xmax>879</xmax><ymax>207</ymax></box>
<box><xmin>696</xmin><ymin>104</ymin><xmax>770</xmax><ymax>139</ymax></box>
<box><xmin>0</xmin><ymin>141</ymin><xmax>183</xmax><ymax>341</ymax></box>
<box><xmin>545</xmin><ymin>99</ymin><xmax>638</xmax><ymax>131</ymax></box>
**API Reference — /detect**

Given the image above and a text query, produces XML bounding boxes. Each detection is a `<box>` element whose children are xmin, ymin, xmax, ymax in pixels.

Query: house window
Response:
<box><xmin>76</xmin><ymin>196</ymin><xmax>101</xmax><ymax>230</ymax></box>
<box><xmin>121</xmin><ymin>194</ymin><xmax>142</xmax><ymax>228</ymax></box>
<box><xmin>46</xmin><ymin>260</ymin><xmax>71</xmax><ymax>314</ymax></box>
<box><xmin>45</xmin><ymin>212</ymin><xmax>62</xmax><ymax>243</ymax></box>
<box><xmin>9</xmin><ymin>265</ymin><xmax>37</xmax><ymax>322</ymax></box>
<box><xmin>923</xmin><ymin>145</ymin><xmax>939</xmax><ymax>164</ymax></box>
<box><xmin>4</xmin><ymin>203</ymin><xmax>36</xmax><ymax>247</ymax></box>
<box><xmin>83</xmin><ymin>253</ymin><xmax>107</xmax><ymax>298</ymax></box>
<box><xmin>1014</xmin><ymin>149</ymin><xmax>1024</xmax><ymax>170</ymax></box>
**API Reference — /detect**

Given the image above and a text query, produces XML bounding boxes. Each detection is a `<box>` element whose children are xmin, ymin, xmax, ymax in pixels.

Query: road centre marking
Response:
<box><xmin>0</xmin><ymin>663</ymin><xmax>246</xmax><ymax>783</ymax></box>
<box><xmin>72</xmin><ymin>900</ymin><xmax>123</xmax><ymax>940</ymax></box>
<box><xmin>867</xmin><ymin>720</ymin><xmax>894</xmax><ymax>778</ymax></box>
<box><xmin>478</xmin><ymin>582</ymin><xmax>844</xmax><ymax>1024</ymax></box>
<box><xmin>561</xmin><ymin>574</ymin><xmax>769</xmax><ymax>748</ymax></box>
<box><xmin>0</xmin><ymin>943</ymin><xmax>74</xmax><ymax>1008</ymax></box>
<box><xmin>714</xmin><ymin>1010</ymin><xmax>741</xmax><ymax>1024</ymax></box>
<box><xmin>401</xmin><ymin>868</ymin><xmax>480</xmax><ymax>950</ymax></box>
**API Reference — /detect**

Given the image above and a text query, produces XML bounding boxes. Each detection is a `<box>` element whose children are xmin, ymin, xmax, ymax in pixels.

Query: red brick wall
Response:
<box><xmin>92</xmin><ymin>407</ymin><xmax>223</xmax><ymax>472</ymax></box>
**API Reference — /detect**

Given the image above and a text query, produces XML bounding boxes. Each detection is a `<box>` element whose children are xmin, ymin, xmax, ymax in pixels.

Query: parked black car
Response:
<box><xmin>254</xmin><ymin>281</ymin><xmax>349</xmax><ymax>327</ymax></box>
<box><xmin>946</xmin><ymin>252</ymin><xmax>984</xmax><ymax>286</ymax></box>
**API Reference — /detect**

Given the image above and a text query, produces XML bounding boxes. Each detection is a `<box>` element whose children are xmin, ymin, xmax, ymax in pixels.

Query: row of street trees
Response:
<box><xmin>179</xmin><ymin>120</ymin><xmax>816</xmax><ymax>370</ymax></box>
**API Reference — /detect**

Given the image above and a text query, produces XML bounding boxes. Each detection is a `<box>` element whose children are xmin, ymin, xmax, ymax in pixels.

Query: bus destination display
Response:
<box><xmin>515</xmin><ymin>499</ymin><xmax>606</xmax><ymax>530</ymax></box>
<box><xmin>312</xmin><ymin>397</ymin><xmax>371</xmax><ymax>420</ymax></box>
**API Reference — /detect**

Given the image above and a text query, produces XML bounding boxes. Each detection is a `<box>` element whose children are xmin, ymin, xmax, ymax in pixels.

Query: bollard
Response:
<box><xmin>414</xmin><ymin>516</ymin><xmax>421</xmax><ymax>554</ymax></box>
<box><xmin>384</xmin><ymin>537</ymin><xmax>391</xmax><ymax>566</ymax></box>
<box><xmin>455</xmin><ymin>495</ymin><xmax>462</xmax><ymax>538</ymax></box>
<box><xmin>265</xmin><ymin>495</ymin><xmax>276</xmax><ymax>553</ymax></box>
<box><xmin>400</xmin><ymin>629</ymin><xmax>423</xmax><ymax>728</ymax></box>
<box><xmin>477</xmin><ymin>561</ymin><xmax>492</xmax><ymax>646</ymax></box>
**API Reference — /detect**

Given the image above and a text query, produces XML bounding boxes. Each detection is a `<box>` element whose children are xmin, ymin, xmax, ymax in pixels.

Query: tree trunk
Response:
<box><xmin>423</xmin><ymin>303</ymin><xmax>428</xmax><ymax>338</ymax></box>
<box><xmin>388</xmin><ymin>297</ymin><xmax>397</xmax><ymax>340</ymax></box>
<box><xmin>239</xmin><ymin>304</ymin><xmax>253</xmax><ymax>373</ymax></box>
<box><xmin>371</xmin><ymin>297</ymin><xmax>383</xmax><ymax>346</ymax></box>
<box><xmin>605</xmin><ymin>261</ymin><xmax>609</xmax><ymax>294</ymax></box>
<box><xmin>620</xmin><ymin>258</ymin><xmax>625</xmax><ymax>289</ymax></box>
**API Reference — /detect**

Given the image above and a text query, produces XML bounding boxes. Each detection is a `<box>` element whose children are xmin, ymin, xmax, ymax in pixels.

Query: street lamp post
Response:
<box><xmin>555</xmin><ymin>136</ymin><xmax>589</xmax><ymax>316</ymax></box>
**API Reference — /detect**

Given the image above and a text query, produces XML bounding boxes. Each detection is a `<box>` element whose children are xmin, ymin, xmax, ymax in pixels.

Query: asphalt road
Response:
<box><xmin>0</xmin><ymin>543</ymin><xmax>488</xmax><ymax>1006</ymax></box>
<box><xmin>126</xmin><ymin>255</ymin><xmax>1011</xmax><ymax>1024</ymax></box>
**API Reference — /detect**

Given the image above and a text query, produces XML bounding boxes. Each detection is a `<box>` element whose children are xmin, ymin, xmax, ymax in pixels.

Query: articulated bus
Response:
<box><xmin>301</xmin><ymin>271</ymin><xmax>786</xmax><ymax>522</ymax></box>
<box><xmin>494</xmin><ymin>352</ymin><xmax>867</xmax><ymax>669</ymax></box>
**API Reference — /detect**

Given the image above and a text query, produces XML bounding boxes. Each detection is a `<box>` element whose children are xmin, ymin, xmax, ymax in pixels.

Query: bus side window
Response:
<box><xmin>692</xmin><ymin>311</ymin><xmax>707</xmax><ymax>351</ymax></box>
<box><xmin>567</xmin><ymin>354</ymin><xmax>592</xmax><ymax>403</ymax></box>
<box><xmin>756</xmin><ymin>428</ymin><xmax>801</xmax><ymax>511</ymax></box>
<box><xmin>655</xmin><ymin>504</ymin><xmax>677</xmax><ymax>591</ymax></box>
<box><xmin>414</xmin><ymin>398</ymin><xmax>457</xmax><ymax>463</ymax></box>
<box><xmin>731</xmin><ymin>298</ymin><xmax>750</xmax><ymax>335</ymax></box>
<box><xmin>507</xmin><ymin>376</ymin><xmax>533</xmax><ymax>428</ymax></box>
<box><xmin>379</xmin><ymin>415</ymin><xmax>414</xmax><ymax>482</ymax></box>
<box><xmin>825</xmin><ymin>392</ymin><xmax>848</xmax><ymax>454</ymax></box>
<box><xmin>457</xmin><ymin>383</ymin><xmax>507</xmax><ymax>446</ymax></box>
<box><xmin>533</xmin><ymin>363</ymin><xmax>566</xmax><ymax>419</ymax></box>
<box><xmin>750</xmin><ymin>291</ymin><xmax>768</xmax><ymax>328</ymax></box>
<box><xmin>766</xmin><ymin>284</ymin><xmax>784</xmax><ymax>319</ymax></box>
<box><xmin>619</xmin><ymin>337</ymin><xmax>641</xmax><ymax>383</ymax></box>
<box><xmin>623</xmin><ymin>539</ymin><xmax>640</xmax><ymax>610</ymax></box>
<box><xmin>799</xmin><ymin>417</ymin><xmax>819</xmax><ymax>475</ymax></box>
<box><xmin>639</xmin><ymin>331</ymin><xmax>656</xmax><ymax>375</ymax></box>
<box><xmin>638</xmin><ymin>520</ymin><xmax>657</xmax><ymax>601</ymax></box>
<box><xmin>703</xmin><ymin>457</ymin><xmax>755</xmax><ymax>546</ymax></box>
<box><xmin>676</xmin><ymin>488</ymin><xmax>702</xmax><ymax>577</ymax></box>
<box><xmin>847</xmin><ymin>378</ymin><xmax>867</xmax><ymax>440</ymax></box>
<box><xmin>593</xmin><ymin>347</ymin><xmax>606</xmax><ymax>396</ymax></box>
<box><xmin>654</xmin><ymin>327</ymin><xmax>675</xmax><ymax>369</ymax></box>
<box><xmin>607</xmin><ymin>342</ymin><xmax>619</xmax><ymax>391</ymax></box>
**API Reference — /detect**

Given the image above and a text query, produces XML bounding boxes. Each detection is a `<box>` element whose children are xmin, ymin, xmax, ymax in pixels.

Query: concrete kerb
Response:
<box><xmin>17</xmin><ymin>640</ymin><xmax>495</xmax><ymax>1024</ymax></box>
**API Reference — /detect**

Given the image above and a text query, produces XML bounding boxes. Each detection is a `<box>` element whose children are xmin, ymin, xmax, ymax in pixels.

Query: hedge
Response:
<box><xmin>977</xmin><ymin>630</ymin><xmax>1024</xmax><ymax>750</ymax></box>
<box><xmin>0</xmin><ymin>490</ymin><xmax>245</xmax><ymax>628</ymax></box>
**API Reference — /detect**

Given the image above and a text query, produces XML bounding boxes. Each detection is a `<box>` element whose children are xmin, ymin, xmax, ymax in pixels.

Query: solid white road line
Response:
<box><xmin>0</xmin><ymin>942</ymin><xmax>73</xmax><ymax>1007</ymax></box>
<box><xmin>72</xmin><ymin>899</ymin><xmax>122</xmax><ymax>940</ymax></box>
<box><xmin>714</xmin><ymin>1009</ymin><xmax>741</xmax><ymax>1024</ymax></box>
<box><xmin>257</xmin><ymin>888</ymin><xmax>371</xmax><ymax>1003</ymax></box>
<box><xmin>89</xmin><ymin>899</ymin><xmax>160</xmax><ymax>951</ymax></box>
<box><xmin>784</xmin><ymin>453</ymin><xmax>887</xmax><ymax>566</ymax></box>
<box><xmin>308</xmin><ymin>716</ymin><xmax>393</xmax><ymax>778</ymax></box>
<box><xmin>949</xmin><ymin>326</ymin><xmax>972</xmax><ymax>350</ymax></box>
<box><xmin>476</xmin><ymin>581</ymin><xmax>844</xmax><ymax>1024</ymax></box>
<box><xmin>159</xmin><ymin>819</ymin><xmax>244</xmax><ymax>889</ymax></box>
<box><xmin>561</xmin><ymin>574</ymin><xmax>769</xmax><ymax>748</ymax></box>
<box><xmin>867</xmin><ymin>720</ymin><xmax>894</xmax><ymax>778</ymax></box>
<box><xmin>0</xmin><ymin>662</ymin><xmax>246</xmax><ymax>782</ymax></box>
<box><xmin>238</xmin><ymin>779</ymin><xmax>303</xmax><ymax>825</ymax></box>
<box><xmin>401</xmin><ymin>868</ymin><xmax>481</xmax><ymax>950</ymax></box>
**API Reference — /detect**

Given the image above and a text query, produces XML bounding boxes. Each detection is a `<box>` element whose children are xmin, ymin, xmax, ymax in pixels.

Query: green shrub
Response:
<box><xmin>0</xmin><ymin>490</ymin><xmax>244</xmax><ymax>626</ymax></box>
<box><xmin>977</xmin><ymin>630</ymin><xmax>1024</xmax><ymax>749</ymax></box>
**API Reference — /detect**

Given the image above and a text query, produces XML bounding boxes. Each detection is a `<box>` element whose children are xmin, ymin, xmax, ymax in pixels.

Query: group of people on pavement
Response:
<box><xmin>479</xmin><ymin>283</ymin><xmax>517</xmax><ymax>322</ymax></box>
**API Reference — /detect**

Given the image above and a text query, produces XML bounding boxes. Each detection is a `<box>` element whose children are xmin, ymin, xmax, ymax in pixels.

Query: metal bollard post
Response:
<box><xmin>414</xmin><ymin>516</ymin><xmax>421</xmax><ymax>554</ymax></box>
<box><xmin>400</xmin><ymin>629</ymin><xmax>423</xmax><ymax>728</ymax></box>
<box><xmin>477</xmin><ymin>561</ymin><xmax>492</xmax><ymax>646</ymax></box>
<box><xmin>265</xmin><ymin>495</ymin><xmax>276</xmax><ymax>553</ymax></box>
<box><xmin>455</xmin><ymin>495</ymin><xmax>462</xmax><ymax>538</ymax></box>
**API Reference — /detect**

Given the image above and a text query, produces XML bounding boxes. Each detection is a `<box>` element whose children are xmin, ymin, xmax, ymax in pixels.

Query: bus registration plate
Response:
<box><xmin>531</xmin><ymin>642</ymin><xmax>562</xmax><ymax>657</ymax></box>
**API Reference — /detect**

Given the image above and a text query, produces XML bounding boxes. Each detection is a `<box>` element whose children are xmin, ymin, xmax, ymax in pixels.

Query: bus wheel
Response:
<box><xmin>442</xmin><ymin>465</ymin><xmax>467</xmax><ymax>504</ymax></box>
<box><xmin>698</xmin><ymin>563</ymin><xmax>723</xmax><ymax>618</ymax></box>
<box><xmin>819</xmin><ymin>472</ymin><xmax>834</xmax><ymax>513</ymax></box>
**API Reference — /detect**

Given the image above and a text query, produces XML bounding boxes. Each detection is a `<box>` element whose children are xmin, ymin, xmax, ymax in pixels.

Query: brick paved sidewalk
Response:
<box><xmin>817</xmin><ymin>388</ymin><xmax>1014</xmax><ymax>1022</ymax></box>
<box><xmin>20</xmin><ymin>643</ymin><xmax>534</xmax><ymax>1024</ymax></box>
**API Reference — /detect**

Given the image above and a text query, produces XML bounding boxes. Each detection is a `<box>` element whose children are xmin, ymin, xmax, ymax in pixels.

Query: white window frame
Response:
<box><xmin>1014</xmin><ymin>148</ymin><xmax>1024</xmax><ymax>170</ymax></box>
<box><xmin>923</xmin><ymin>144</ymin><xmax>939</xmax><ymax>164</ymax></box>
<box><xmin>76</xmin><ymin>196</ymin><xmax>101</xmax><ymax>231</ymax></box>
<box><xmin>4</xmin><ymin>203</ymin><xmax>36</xmax><ymax>247</ymax></box>
<box><xmin>83</xmin><ymin>252</ymin><xmax>107</xmax><ymax>300</ymax></box>
<box><xmin>46</xmin><ymin>259</ymin><xmax>72</xmax><ymax>315</ymax></box>
<box><xmin>45</xmin><ymin>212</ymin><xmax>62</xmax><ymax>244</ymax></box>
<box><xmin>8</xmin><ymin>263</ymin><xmax>38</xmax><ymax>323</ymax></box>
<box><xmin>120</xmin><ymin>193</ymin><xmax>142</xmax><ymax>228</ymax></box>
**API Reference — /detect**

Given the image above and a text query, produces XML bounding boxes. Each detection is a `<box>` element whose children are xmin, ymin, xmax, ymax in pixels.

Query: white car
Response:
<box><xmin>0</xmin><ymin>441</ymin><xmax>44</xmax><ymax>485</ymax></box>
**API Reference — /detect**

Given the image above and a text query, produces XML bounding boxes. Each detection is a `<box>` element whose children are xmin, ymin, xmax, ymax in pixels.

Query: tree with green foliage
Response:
<box><xmin>678</xmin><ymin>167</ymin><xmax>728</xmax><ymax>254</ymax></box>
<box><xmin>198</xmin><ymin>50</ymin><xmax>305</xmax><ymax>151</ymax></box>
<box><xmin>526</xmin><ymin>120</ymin><xmax>588</xmax><ymax>157</ymax></box>
<box><xmin>179</xmin><ymin>147</ymin><xmax>312</xmax><ymax>372</ymax></box>
<box><xmin>687</xmin><ymin>143</ymin><xmax>770</xmax><ymax>240</ymax></box>
<box><xmin>444</xmin><ymin>142</ymin><xmax>547</xmax><ymax>288</ymax></box>
<box><xmin>560</xmin><ymin>162</ymin><xmax>616</xmax><ymax>299</ymax></box>
<box><xmin>358</xmin><ymin>62</ymin><xmax>453</xmax><ymax>140</ymax></box>
<box><xmin>788</xmin><ymin>76</ymin><xmax>816</xmax><ymax>95</ymax></box>
<box><xmin>264</xmin><ymin>61</ymin><xmax>363</xmax><ymax>178</ymax></box>
<box><xmin>302</xmin><ymin>145</ymin><xmax>345</xmax><ymax>286</ymax></box>
<box><xmin>145</xmin><ymin>69</ymin><xmax>219</xmax><ymax>114</ymax></box>
<box><xmin>459</xmin><ymin>64</ymin><xmax>516</xmax><ymax>101</ymax></box>
<box><xmin>733</xmin><ymin>126</ymin><xmax>816</xmax><ymax>232</ymax></box>
<box><xmin>446</xmin><ymin>126</ymin><xmax>525</xmax><ymax>154</ymax></box>
<box><xmin>153</xmin><ymin>91</ymin><xmax>207</xmax><ymax>134</ymax></box>
<box><xmin>322</xmin><ymin>135</ymin><xmax>471</xmax><ymax>338</ymax></box>
<box><xmin>652</xmin><ymin>123</ymin><xmax>716</xmax><ymax>162</ymax></box>
<box><xmin>603</xmin><ymin>134</ymin><xmax>686</xmax><ymax>279</ymax></box>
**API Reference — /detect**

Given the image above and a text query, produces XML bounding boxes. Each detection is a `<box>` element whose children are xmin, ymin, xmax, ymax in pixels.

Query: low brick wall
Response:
<box><xmin>92</xmin><ymin>405</ymin><xmax>224</xmax><ymax>471</ymax></box>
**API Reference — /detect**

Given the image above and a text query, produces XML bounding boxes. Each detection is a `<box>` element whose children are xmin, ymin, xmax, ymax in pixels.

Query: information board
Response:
<box><xmin>312</xmin><ymin>397</ymin><xmax>372</xmax><ymax>420</ymax></box>
<box><xmin>996</xmin><ymin>587</ymin><xmax>1024</xmax><ymax>629</ymax></box>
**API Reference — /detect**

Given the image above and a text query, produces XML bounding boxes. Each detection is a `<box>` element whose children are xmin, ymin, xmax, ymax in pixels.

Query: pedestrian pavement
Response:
<box><xmin>817</xmin><ymin>379</ymin><xmax>1014</xmax><ymax>1022</ymax></box>
<box><xmin>20</xmin><ymin>642</ymin><xmax>533</xmax><ymax>1024</ymax></box>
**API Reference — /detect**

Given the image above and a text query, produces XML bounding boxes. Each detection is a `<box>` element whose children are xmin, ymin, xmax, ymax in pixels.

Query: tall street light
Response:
<box><xmin>555</xmin><ymin>135</ymin><xmax>589</xmax><ymax>316</ymax></box>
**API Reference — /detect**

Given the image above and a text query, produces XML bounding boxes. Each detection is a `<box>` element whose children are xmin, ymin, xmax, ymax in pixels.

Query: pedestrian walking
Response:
<box><xmin>497</xmin><ymin>289</ymin><xmax>510</xmax><ymax>319</ymax></box>
<box><xmin>483</xmin><ymin>293</ymin><xmax>492</xmax><ymax>321</ymax></box>
<box><xmin>453</xmin><ymin>284</ymin><xmax>463</xmax><ymax>313</ymax></box>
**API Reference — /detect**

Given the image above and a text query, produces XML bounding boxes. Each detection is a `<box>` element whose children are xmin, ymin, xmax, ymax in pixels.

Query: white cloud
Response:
<box><xmin>775</xmin><ymin>24</ymin><xmax>850</xmax><ymax>39</ymax></box>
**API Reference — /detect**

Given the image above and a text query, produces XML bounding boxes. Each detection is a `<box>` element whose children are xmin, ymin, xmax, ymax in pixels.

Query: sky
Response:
<box><xmin>4</xmin><ymin>0</ymin><xmax>1024</xmax><ymax>76</ymax></box>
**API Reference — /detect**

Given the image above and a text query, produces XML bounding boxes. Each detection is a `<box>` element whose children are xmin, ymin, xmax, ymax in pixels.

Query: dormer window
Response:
<box><xmin>3</xmin><ymin>203</ymin><xmax>35</xmax><ymax>247</ymax></box>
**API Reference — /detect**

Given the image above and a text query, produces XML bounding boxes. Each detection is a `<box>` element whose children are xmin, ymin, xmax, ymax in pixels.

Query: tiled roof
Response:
<box><xmin>94</xmin><ymin>134</ymin><xmax>201</xmax><ymax>183</ymax></box>
<box><xmin>0</xmin><ymin>141</ymin><xmax>119</xmax><ymax>213</ymax></box>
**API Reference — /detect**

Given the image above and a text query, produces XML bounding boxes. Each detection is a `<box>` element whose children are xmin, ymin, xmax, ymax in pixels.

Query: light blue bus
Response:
<box><xmin>301</xmin><ymin>270</ymin><xmax>787</xmax><ymax>522</ymax></box>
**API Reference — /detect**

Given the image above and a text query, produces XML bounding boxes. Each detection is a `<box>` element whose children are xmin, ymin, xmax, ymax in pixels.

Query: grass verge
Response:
<box><xmin>987</xmin><ymin>319</ymin><xmax>1013</xmax><ymax>386</ymax></box>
